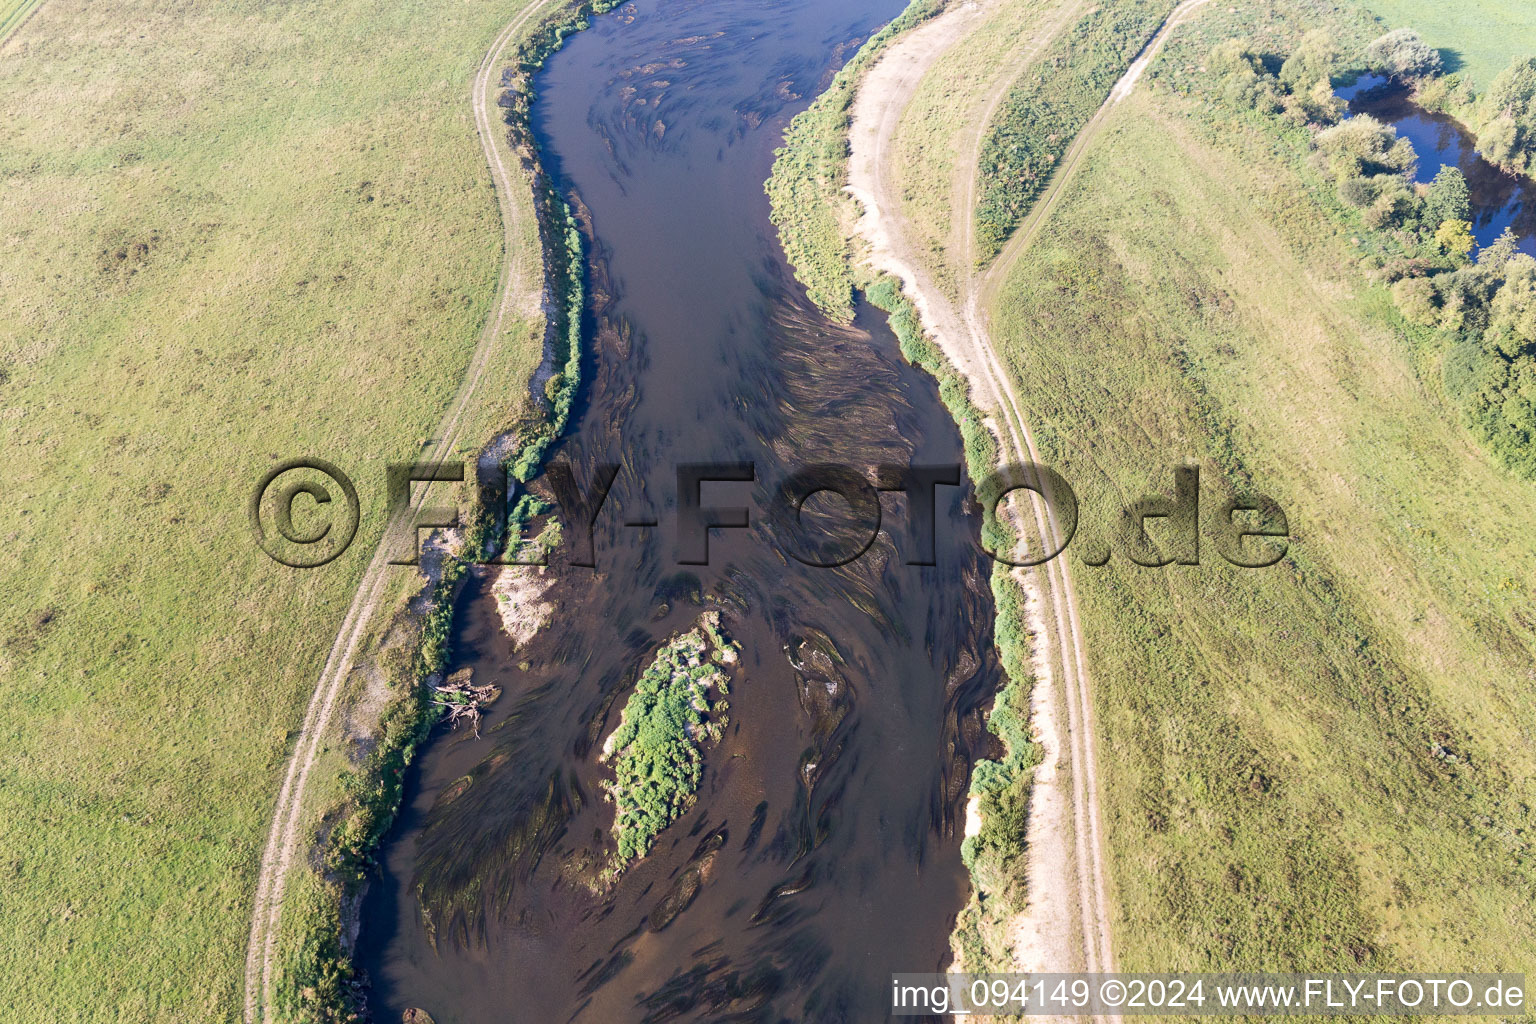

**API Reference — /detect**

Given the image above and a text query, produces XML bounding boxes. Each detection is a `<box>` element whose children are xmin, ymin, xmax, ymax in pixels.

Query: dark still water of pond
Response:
<box><xmin>1337</xmin><ymin>73</ymin><xmax>1536</xmax><ymax>256</ymax></box>
<box><xmin>355</xmin><ymin>1</ymin><xmax>1003</xmax><ymax>1021</ymax></box>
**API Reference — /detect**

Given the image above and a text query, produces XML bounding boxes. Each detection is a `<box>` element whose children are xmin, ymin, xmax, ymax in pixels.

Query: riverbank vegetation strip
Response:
<box><xmin>865</xmin><ymin>284</ymin><xmax>1044</xmax><ymax>971</ymax></box>
<box><xmin>262</xmin><ymin>3</ymin><xmax>629</xmax><ymax>1022</ymax></box>
<box><xmin>982</xmin><ymin>0</ymin><xmax>1536</xmax><ymax>975</ymax></box>
<box><xmin>765</xmin><ymin>0</ymin><xmax>950</xmax><ymax>322</ymax></box>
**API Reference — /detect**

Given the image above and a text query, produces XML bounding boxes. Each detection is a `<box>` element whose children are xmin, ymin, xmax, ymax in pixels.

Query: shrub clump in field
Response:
<box><xmin>1312</xmin><ymin>113</ymin><xmax>1420</xmax><ymax>228</ymax></box>
<box><xmin>1364</xmin><ymin>28</ymin><xmax>1444</xmax><ymax>82</ymax></box>
<box><xmin>602</xmin><ymin>613</ymin><xmax>739</xmax><ymax>867</ymax></box>
<box><xmin>1209</xmin><ymin>32</ymin><xmax>1348</xmax><ymax>125</ymax></box>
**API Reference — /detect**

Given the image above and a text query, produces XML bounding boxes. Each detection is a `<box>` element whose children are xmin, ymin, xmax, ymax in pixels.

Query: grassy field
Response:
<box><xmin>984</xmin><ymin>19</ymin><xmax>1536</xmax><ymax>973</ymax></box>
<box><xmin>0</xmin><ymin>0</ymin><xmax>554</xmax><ymax>1019</ymax></box>
<box><xmin>889</xmin><ymin>0</ymin><xmax>1080</xmax><ymax>296</ymax></box>
<box><xmin>1359</xmin><ymin>0</ymin><xmax>1535</xmax><ymax>90</ymax></box>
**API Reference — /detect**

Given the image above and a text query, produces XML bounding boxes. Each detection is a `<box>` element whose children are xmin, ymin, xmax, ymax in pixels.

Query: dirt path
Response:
<box><xmin>979</xmin><ymin>0</ymin><xmax>1212</xmax><ymax>307</ymax></box>
<box><xmin>241</xmin><ymin>3</ymin><xmax>554</xmax><ymax>1020</ymax></box>
<box><xmin>953</xmin><ymin>0</ymin><xmax>1091</xmax><ymax>274</ymax></box>
<box><xmin>846</xmin><ymin>0</ymin><xmax>1211</xmax><ymax>1002</ymax></box>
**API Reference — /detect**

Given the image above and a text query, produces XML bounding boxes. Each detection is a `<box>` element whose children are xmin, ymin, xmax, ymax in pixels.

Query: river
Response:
<box><xmin>1338</xmin><ymin>73</ymin><xmax>1536</xmax><ymax>256</ymax></box>
<box><xmin>355</xmin><ymin>1</ymin><xmax>1002</xmax><ymax>1020</ymax></box>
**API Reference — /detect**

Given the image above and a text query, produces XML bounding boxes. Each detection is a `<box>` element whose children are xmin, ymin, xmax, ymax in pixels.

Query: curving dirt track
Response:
<box><xmin>241</xmin><ymin>3</ymin><xmax>555</xmax><ymax>1020</ymax></box>
<box><xmin>846</xmin><ymin>0</ymin><xmax>1211</xmax><ymax>1007</ymax></box>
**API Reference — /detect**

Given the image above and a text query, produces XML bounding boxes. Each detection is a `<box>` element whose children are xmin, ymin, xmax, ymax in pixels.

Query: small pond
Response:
<box><xmin>1337</xmin><ymin>73</ymin><xmax>1535</xmax><ymax>256</ymax></box>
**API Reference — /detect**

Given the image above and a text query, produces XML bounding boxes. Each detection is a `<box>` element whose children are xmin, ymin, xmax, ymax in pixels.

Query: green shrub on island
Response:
<box><xmin>603</xmin><ymin>614</ymin><xmax>737</xmax><ymax>866</ymax></box>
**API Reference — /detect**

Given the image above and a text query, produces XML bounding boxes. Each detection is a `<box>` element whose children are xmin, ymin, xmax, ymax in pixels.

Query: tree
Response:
<box><xmin>1486</xmin><ymin>254</ymin><xmax>1536</xmax><ymax>356</ymax></box>
<box><xmin>1482</xmin><ymin>57</ymin><xmax>1536</xmax><ymax>174</ymax></box>
<box><xmin>1488</xmin><ymin>57</ymin><xmax>1536</xmax><ymax>120</ymax></box>
<box><xmin>1479</xmin><ymin>115</ymin><xmax>1524</xmax><ymax>173</ymax></box>
<box><xmin>1424</xmin><ymin>166</ymin><xmax>1471</xmax><ymax>227</ymax></box>
<box><xmin>1210</xmin><ymin>39</ymin><xmax>1283</xmax><ymax>113</ymax></box>
<box><xmin>1435</xmin><ymin>218</ymin><xmax>1476</xmax><ymax>261</ymax></box>
<box><xmin>1314</xmin><ymin>114</ymin><xmax>1416</xmax><ymax>180</ymax></box>
<box><xmin>1479</xmin><ymin>227</ymin><xmax>1520</xmax><ymax>269</ymax></box>
<box><xmin>1280</xmin><ymin>30</ymin><xmax>1342</xmax><ymax>91</ymax></box>
<box><xmin>1365</xmin><ymin>29</ymin><xmax>1444</xmax><ymax>80</ymax></box>
<box><xmin>1365</xmin><ymin>182</ymin><xmax>1415</xmax><ymax>229</ymax></box>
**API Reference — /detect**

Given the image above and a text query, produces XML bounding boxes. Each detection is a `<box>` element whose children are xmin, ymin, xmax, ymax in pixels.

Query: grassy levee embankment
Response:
<box><xmin>0</xmin><ymin>0</ymin><xmax>555</xmax><ymax>1019</ymax></box>
<box><xmin>888</xmin><ymin>0</ymin><xmax>1083</xmax><ymax>298</ymax></box>
<box><xmin>984</xmin><ymin>33</ymin><xmax>1536</xmax><ymax>976</ymax></box>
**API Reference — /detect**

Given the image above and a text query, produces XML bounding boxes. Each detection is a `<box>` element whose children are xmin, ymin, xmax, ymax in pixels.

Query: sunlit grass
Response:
<box><xmin>1359</xmin><ymin>0</ymin><xmax>1536</xmax><ymax>90</ymax></box>
<box><xmin>0</xmin><ymin>0</ymin><xmax>547</xmax><ymax>1019</ymax></box>
<box><xmin>988</xmin><ymin>76</ymin><xmax>1536</xmax><ymax>973</ymax></box>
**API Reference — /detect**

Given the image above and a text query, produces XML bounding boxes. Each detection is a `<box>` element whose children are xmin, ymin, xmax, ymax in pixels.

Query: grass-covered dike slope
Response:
<box><xmin>984</xmin><ymin>0</ymin><xmax>1536</xmax><ymax>976</ymax></box>
<box><xmin>971</xmin><ymin>0</ymin><xmax>1174</xmax><ymax>260</ymax></box>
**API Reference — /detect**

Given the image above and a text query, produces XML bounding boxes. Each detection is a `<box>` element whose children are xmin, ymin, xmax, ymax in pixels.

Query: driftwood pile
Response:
<box><xmin>432</xmin><ymin>668</ymin><xmax>501</xmax><ymax>737</ymax></box>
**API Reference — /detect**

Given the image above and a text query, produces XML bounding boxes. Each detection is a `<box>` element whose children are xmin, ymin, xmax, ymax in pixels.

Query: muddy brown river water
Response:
<box><xmin>356</xmin><ymin>2</ymin><xmax>1002</xmax><ymax>1019</ymax></box>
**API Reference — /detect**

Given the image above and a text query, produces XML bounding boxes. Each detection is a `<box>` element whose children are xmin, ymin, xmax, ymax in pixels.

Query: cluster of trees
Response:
<box><xmin>1208</xmin><ymin>31</ymin><xmax>1349</xmax><ymax>125</ymax></box>
<box><xmin>1313</xmin><ymin>114</ymin><xmax>1419</xmax><ymax>226</ymax></box>
<box><xmin>1203</xmin><ymin>27</ymin><xmax>1536</xmax><ymax>477</ymax></box>
<box><xmin>1364</xmin><ymin>33</ymin><xmax>1536</xmax><ymax>178</ymax></box>
<box><xmin>1209</xmin><ymin>31</ymin><xmax>1467</xmax><ymax>241</ymax></box>
<box><xmin>1207</xmin><ymin>31</ymin><xmax>1488</xmax><ymax>255</ymax></box>
<box><xmin>605</xmin><ymin>621</ymin><xmax>734</xmax><ymax>865</ymax></box>
<box><xmin>1394</xmin><ymin>232</ymin><xmax>1536</xmax><ymax>476</ymax></box>
<box><xmin>1479</xmin><ymin>58</ymin><xmax>1536</xmax><ymax>175</ymax></box>
<box><xmin>1312</xmin><ymin>116</ymin><xmax>1483</xmax><ymax>252</ymax></box>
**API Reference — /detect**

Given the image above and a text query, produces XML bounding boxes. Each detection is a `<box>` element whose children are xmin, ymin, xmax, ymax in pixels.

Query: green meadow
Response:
<box><xmin>985</xmin><ymin>18</ymin><xmax>1536</xmax><ymax>971</ymax></box>
<box><xmin>1360</xmin><ymin>0</ymin><xmax>1536</xmax><ymax>89</ymax></box>
<box><xmin>0</xmin><ymin>0</ymin><xmax>548</xmax><ymax>1018</ymax></box>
